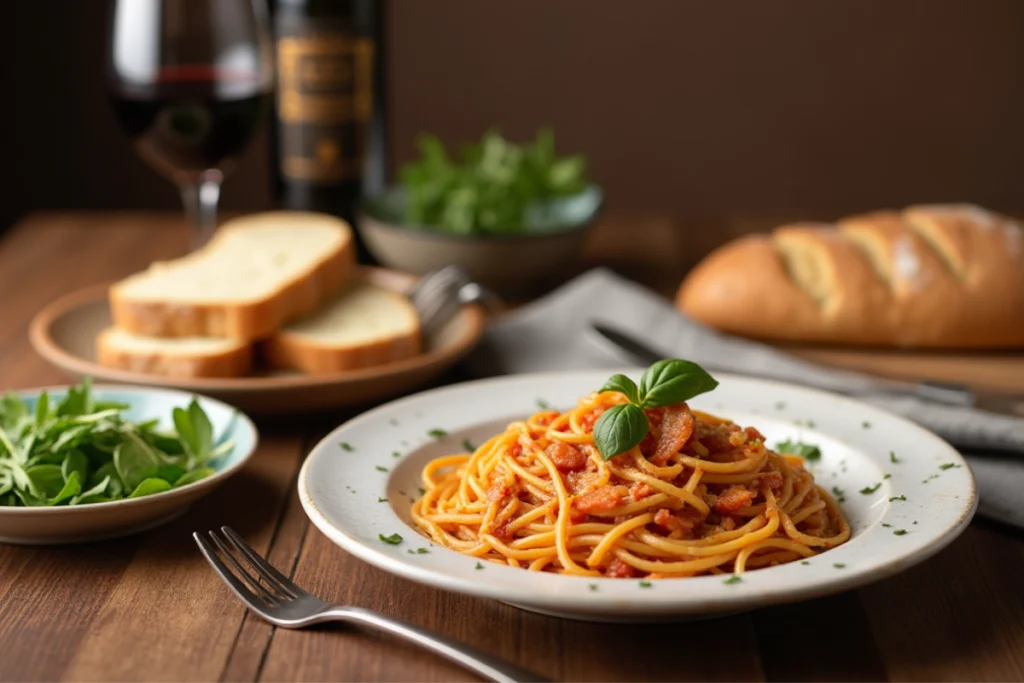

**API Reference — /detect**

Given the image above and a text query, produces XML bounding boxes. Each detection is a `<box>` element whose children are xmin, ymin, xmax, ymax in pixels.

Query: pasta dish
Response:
<box><xmin>411</xmin><ymin>362</ymin><xmax>851</xmax><ymax>579</ymax></box>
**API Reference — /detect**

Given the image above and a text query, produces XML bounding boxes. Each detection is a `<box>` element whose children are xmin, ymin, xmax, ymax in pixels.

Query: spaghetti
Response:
<box><xmin>411</xmin><ymin>389</ymin><xmax>851</xmax><ymax>578</ymax></box>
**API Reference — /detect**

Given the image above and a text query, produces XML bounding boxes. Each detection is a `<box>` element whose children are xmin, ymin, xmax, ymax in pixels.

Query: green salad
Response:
<box><xmin>0</xmin><ymin>379</ymin><xmax>233</xmax><ymax>507</ymax></box>
<box><xmin>399</xmin><ymin>127</ymin><xmax>589</xmax><ymax>235</ymax></box>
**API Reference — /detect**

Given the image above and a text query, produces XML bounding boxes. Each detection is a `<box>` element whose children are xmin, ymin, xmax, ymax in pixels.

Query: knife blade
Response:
<box><xmin>589</xmin><ymin>321</ymin><xmax>1024</xmax><ymax>419</ymax></box>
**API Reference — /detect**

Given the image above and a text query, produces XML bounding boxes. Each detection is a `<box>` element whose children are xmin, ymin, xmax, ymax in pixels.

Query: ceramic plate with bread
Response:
<box><xmin>677</xmin><ymin>204</ymin><xmax>1024</xmax><ymax>348</ymax></box>
<box><xmin>30</xmin><ymin>212</ymin><xmax>486</xmax><ymax>413</ymax></box>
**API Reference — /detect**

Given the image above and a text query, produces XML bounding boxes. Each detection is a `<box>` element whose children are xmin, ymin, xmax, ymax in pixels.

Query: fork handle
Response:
<box><xmin>321</xmin><ymin>606</ymin><xmax>546</xmax><ymax>683</ymax></box>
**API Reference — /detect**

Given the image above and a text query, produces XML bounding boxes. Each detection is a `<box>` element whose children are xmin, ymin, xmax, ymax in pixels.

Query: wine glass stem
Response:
<box><xmin>180</xmin><ymin>172</ymin><xmax>222</xmax><ymax>249</ymax></box>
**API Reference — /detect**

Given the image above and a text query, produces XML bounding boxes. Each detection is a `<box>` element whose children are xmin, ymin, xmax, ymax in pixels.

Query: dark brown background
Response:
<box><xmin>7</xmin><ymin>0</ymin><xmax>1024</xmax><ymax>231</ymax></box>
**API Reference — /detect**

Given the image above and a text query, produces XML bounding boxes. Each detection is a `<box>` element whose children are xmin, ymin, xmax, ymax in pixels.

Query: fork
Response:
<box><xmin>408</xmin><ymin>266</ymin><xmax>503</xmax><ymax>337</ymax></box>
<box><xmin>194</xmin><ymin>527</ymin><xmax>544</xmax><ymax>683</ymax></box>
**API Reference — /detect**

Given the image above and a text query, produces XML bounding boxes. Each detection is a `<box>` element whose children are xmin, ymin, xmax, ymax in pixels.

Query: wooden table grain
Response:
<box><xmin>1</xmin><ymin>212</ymin><xmax>1023</xmax><ymax>683</ymax></box>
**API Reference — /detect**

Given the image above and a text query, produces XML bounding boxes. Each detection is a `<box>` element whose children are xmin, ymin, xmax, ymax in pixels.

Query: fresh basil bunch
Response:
<box><xmin>0</xmin><ymin>379</ymin><xmax>234</xmax><ymax>506</ymax></box>
<box><xmin>593</xmin><ymin>359</ymin><xmax>718</xmax><ymax>460</ymax></box>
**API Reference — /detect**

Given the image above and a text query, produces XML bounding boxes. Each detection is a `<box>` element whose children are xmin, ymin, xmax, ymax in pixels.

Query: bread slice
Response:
<box><xmin>263</xmin><ymin>282</ymin><xmax>421</xmax><ymax>374</ymax></box>
<box><xmin>96</xmin><ymin>327</ymin><xmax>253</xmax><ymax>378</ymax></box>
<box><xmin>110</xmin><ymin>212</ymin><xmax>355</xmax><ymax>341</ymax></box>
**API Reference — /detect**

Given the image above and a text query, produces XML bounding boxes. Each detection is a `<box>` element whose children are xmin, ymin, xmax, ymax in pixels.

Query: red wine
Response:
<box><xmin>110</xmin><ymin>66</ymin><xmax>270</xmax><ymax>180</ymax></box>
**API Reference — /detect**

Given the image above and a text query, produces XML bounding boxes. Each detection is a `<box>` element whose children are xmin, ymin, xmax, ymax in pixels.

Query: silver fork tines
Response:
<box><xmin>194</xmin><ymin>527</ymin><xmax>543</xmax><ymax>683</ymax></box>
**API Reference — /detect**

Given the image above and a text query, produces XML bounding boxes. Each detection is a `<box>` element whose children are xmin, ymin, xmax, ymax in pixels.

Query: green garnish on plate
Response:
<box><xmin>775</xmin><ymin>439</ymin><xmax>822</xmax><ymax>462</ymax></box>
<box><xmin>0</xmin><ymin>379</ymin><xmax>231</xmax><ymax>507</ymax></box>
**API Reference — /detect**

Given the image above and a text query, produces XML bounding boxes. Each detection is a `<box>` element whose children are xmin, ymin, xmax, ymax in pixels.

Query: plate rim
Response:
<box><xmin>298</xmin><ymin>368</ymin><xmax>978</xmax><ymax>616</ymax></box>
<box><xmin>28</xmin><ymin>267</ymin><xmax>487</xmax><ymax>393</ymax></box>
<box><xmin>0</xmin><ymin>383</ymin><xmax>258</xmax><ymax>516</ymax></box>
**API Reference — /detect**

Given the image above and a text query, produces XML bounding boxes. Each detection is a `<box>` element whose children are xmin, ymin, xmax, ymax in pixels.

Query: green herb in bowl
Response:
<box><xmin>0</xmin><ymin>379</ymin><xmax>234</xmax><ymax>507</ymax></box>
<box><xmin>399</xmin><ymin>128</ymin><xmax>590</xmax><ymax>235</ymax></box>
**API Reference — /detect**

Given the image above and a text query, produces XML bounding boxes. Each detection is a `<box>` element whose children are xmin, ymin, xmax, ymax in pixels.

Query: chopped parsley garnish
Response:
<box><xmin>339</xmin><ymin>442</ymin><xmax>353</xmax><ymax>451</ymax></box>
<box><xmin>883</xmin><ymin>473</ymin><xmax>892</xmax><ymax>480</ymax></box>
<box><xmin>775</xmin><ymin>401</ymin><xmax>786</xmax><ymax>410</ymax></box>
<box><xmin>889</xmin><ymin>495</ymin><xmax>906</xmax><ymax>502</ymax></box>
<box><xmin>893</xmin><ymin>529</ymin><xmax>908</xmax><ymax>536</ymax></box>
<box><xmin>589</xmin><ymin>583</ymin><xmax>598</xmax><ymax>592</ymax></box>
<box><xmin>939</xmin><ymin>463</ymin><xmax>961</xmax><ymax>471</ymax></box>
<box><xmin>389</xmin><ymin>418</ymin><xmax>399</xmax><ymax>426</ymax></box>
<box><xmin>639</xmin><ymin>580</ymin><xmax>653</xmax><ymax>588</ymax></box>
<box><xmin>379</xmin><ymin>533</ymin><xmax>402</xmax><ymax>545</ymax></box>
<box><xmin>859</xmin><ymin>483</ymin><xmax>882</xmax><ymax>495</ymax></box>
<box><xmin>392</xmin><ymin>451</ymin><xmax>401</xmax><ymax>458</ymax></box>
<box><xmin>831</xmin><ymin>486</ymin><xmax>846</xmax><ymax>503</ymax></box>
<box><xmin>882</xmin><ymin>523</ymin><xmax>892</xmax><ymax>528</ymax></box>
<box><xmin>462</xmin><ymin>438</ymin><xmax>476</xmax><ymax>452</ymax></box>
<box><xmin>862</xmin><ymin>421</ymin><xmax>871</xmax><ymax>429</ymax></box>
<box><xmin>375</xmin><ymin>465</ymin><xmax>388</xmax><ymax>472</ymax></box>
<box><xmin>536</xmin><ymin>399</ymin><xmax>551</xmax><ymax>410</ymax></box>
<box><xmin>774</xmin><ymin>439</ymin><xmax>821</xmax><ymax>462</ymax></box>
<box><xmin>416</xmin><ymin>547</ymin><xmax>430</xmax><ymax>554</ymax></box>
<box><xmin>418</xmin><ymin>487</ymin><xmax>426</xmax><ymax>495</ymax></box>
<box><xmin>800</xmin><ymin>560</ymin><xmax>810</xmax><ymax>565</ymax></box>
<box><xmin>833</xmin><ymin>563</ymin><xmax>846</xmax><ymax>569</ymax></box>
<box><xmin>723</xmin><ymin>575</ymin><xmax>742</xmax><ymax>585</ymax></box>
<box><xmin>923</xmin><ymin>474</ymin><xmax>940</xmax><ymax>484</ymax></box>
<box><xmin>475</xmin><ymin>562</ymin><xmax>484</xmax><ymax>570</ymax></box>
<box><xmin>890</xmin><ymin>451</ymin><xmax>900</xmax><ymax>464</ymax></box>
<box><xmin>428</xmin><ymin>428</ymin><xmax>447</xmax><ymax>439</ymax></box>
<box><xmin>377</xmin><ymin>497</ymin><xmax>388</xmax><ymax>503</ymax></box>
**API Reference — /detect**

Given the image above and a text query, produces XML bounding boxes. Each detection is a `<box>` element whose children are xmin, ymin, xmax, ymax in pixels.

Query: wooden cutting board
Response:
<box><xmin>786</xmin><ymin>346</ymin><xmax>1024</xmax><ymax>392</ymax></box>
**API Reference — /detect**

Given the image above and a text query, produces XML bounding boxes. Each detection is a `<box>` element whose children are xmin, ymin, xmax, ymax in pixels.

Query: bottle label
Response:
<box><xmin>276</xmin><ymin>35</ymin><xmax>373</xmax><ymax>183</ymax></box>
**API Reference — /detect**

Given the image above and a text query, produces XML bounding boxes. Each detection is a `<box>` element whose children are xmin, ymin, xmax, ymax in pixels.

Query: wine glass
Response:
<box><xmin>108</xmin><ymin>0</ymin><xmax>274</xmax><ymax>248</ymax></box>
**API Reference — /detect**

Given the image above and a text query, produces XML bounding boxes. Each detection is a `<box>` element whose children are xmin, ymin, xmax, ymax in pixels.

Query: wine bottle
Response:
<box><xmin>270</xmin><ymin>0</ymin><xmax>385</xmax><ymax>260</ymax></box>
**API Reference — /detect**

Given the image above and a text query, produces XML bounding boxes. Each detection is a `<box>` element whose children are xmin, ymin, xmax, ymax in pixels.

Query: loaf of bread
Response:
<box><xmin>110</xmin><ymin>212</ymin><xmax>355</xmax><ymax>341</ymax></box>
<box><xmin>263</xmin><ymin>281</ymin><xmax>421</xmax><ymax>374</ymax></box>
<box><xmin>676</xmin><ymin>204</ymin><xmax>1024</xmax><ymax>348</ymax></box>
<box><xmin>96</xmin><ymin>327</ymin><xmax>253</xmax><ymax>378</ymax></box>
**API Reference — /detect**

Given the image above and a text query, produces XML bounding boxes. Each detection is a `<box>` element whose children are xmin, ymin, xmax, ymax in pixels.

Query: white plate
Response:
<box><xmin>299</xmin><ymin>370</ymin><xmax>976</xmax><ymax>621</ymax></box>
<box><xmin>0</xmin><ymin>385</ymin><xmax>258</xmax><ymax>544</ymax></box>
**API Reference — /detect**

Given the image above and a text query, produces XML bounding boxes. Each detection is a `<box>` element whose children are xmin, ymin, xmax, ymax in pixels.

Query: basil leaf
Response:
<box><xmin>599</xmin><ymin>374</ymin><xmax>640</xmax><ymax>404</ymax></box>
<box><xmin>593</xmin><ymin>404</ymin><xmax>649</xmax><ymax>460</ymax></box>
<box><xmin>128</xmin><ymin>478</ymin><xmax>172</xmax><ymax>499</ymax></box>
<box><xmin>638</xmin><ymin>359</ymin><xmax>719</xmax><ymax>409</ymax></box>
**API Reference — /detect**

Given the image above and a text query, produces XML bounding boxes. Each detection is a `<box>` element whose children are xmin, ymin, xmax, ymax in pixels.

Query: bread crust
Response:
<box><xmin>109</xmin><ymin>214</ymin><xmax>355</xmax><ymax>341</ymax></box>
<box><xmin>677</xmin><ymin>205</ymin><xmax>1024</xmax><ymax>349</ymax></box>
<box><xmin>96</xmin><ymin>329</ymin><xmax>253</xmax><ymax>378</ymax></box>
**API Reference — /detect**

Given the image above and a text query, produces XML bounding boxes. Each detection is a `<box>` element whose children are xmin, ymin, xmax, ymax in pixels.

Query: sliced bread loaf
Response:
<box><xmin>263</xmin><ymin>282</ymin><xmax>421</xmax><ymax>374</ymax></box>
<box><xmin>110</xmin><ymin>212</ymin><xmax>355</xmax><ymax>341</ymax></box>
<box><xmin>97</xmin><ymin>327</ymin><xmax>253</xmax><ymax>378</ymax></box>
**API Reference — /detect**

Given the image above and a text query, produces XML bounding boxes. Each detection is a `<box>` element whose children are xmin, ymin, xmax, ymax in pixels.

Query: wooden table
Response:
<box><xmin>2</xmin><ymin>212</ymin><xmax>1023</xmax><ymax>682</ymax></box>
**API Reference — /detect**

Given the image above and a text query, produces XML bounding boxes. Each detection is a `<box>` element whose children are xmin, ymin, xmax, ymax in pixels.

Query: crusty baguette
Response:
<box><xmin>676</xmin><ymin>204</ymin><xmax>1024</xmax><ymax>348</ymax></box>
<box><xmin>110</xmin><ymin>212</ymin><xmax>355</xmax><ymax>341</ymax></box>
<box><xmin>263</xmin><ymin>281</ymin><xmax>421</xmax><ymax>374</ymax></box>
<box><xmin>96</xmin><ymin>327</ymin><xmax>253</xmax><ymax>378</ymax></box>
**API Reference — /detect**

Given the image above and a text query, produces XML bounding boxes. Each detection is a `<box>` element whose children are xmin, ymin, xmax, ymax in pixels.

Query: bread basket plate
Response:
<box><xmin>29</xmin><ymin>268</ymin><xmax>486</xmax><ymax>415</ymax></box>
<box><xmin>299</xmin><ymin>369</ymin><xmax>976</xmax><ymax>622</ymax></box>
<box><xmin>0</xmin><ymin>384</ymin><xmax>257</xmax><ymax>544</ymax></box>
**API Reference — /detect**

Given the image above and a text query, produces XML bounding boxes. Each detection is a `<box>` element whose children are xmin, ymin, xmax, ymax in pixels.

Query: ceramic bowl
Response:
<box><xmin>358</xmin><ymin>185</ymin><xmax>603</xmax><ymax>295</ymax></box>
<box><xmin>0</xmin><ymin>385</ymin><xmax>257</xmax><ymax>544</ymax></box>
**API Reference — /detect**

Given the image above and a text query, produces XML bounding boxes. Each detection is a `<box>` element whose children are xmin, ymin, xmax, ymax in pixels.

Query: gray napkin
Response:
<box><xmin>467</xmin><ymin>268</ymin><xmax>1024</xmax><ymax>529</ymax></box>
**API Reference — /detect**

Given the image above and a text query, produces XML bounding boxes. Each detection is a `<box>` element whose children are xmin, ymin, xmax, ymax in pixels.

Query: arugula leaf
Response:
<box><xmin>638</xmin><ymin>359</ymin><xmax>719</xmax><ymax>409</ymax></box>
<box><xmin>173</xmin><ymin>467</ymin><xmax>215</xmax><ymax>488</ymax></box>
<box><xmin>128</xmin><ymin>478</ymin><xmax>172</xmax><ymax>498</ymax></box>
<box><xmin>593</xmin><ymin>404</ymin><xmax>649</xmax><ymax>460</ymax></box>
<box><xmin>600</xmin><ymin>374</ymin><xmax>640</xmax><ymax>404</ymax></box>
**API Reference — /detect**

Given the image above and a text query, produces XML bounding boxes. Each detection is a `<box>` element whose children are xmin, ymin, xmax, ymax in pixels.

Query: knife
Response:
<box><xmin>590</xmin><ymin>321</ymin><xmax>1024</xmax><ymax>419</ymax></box>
